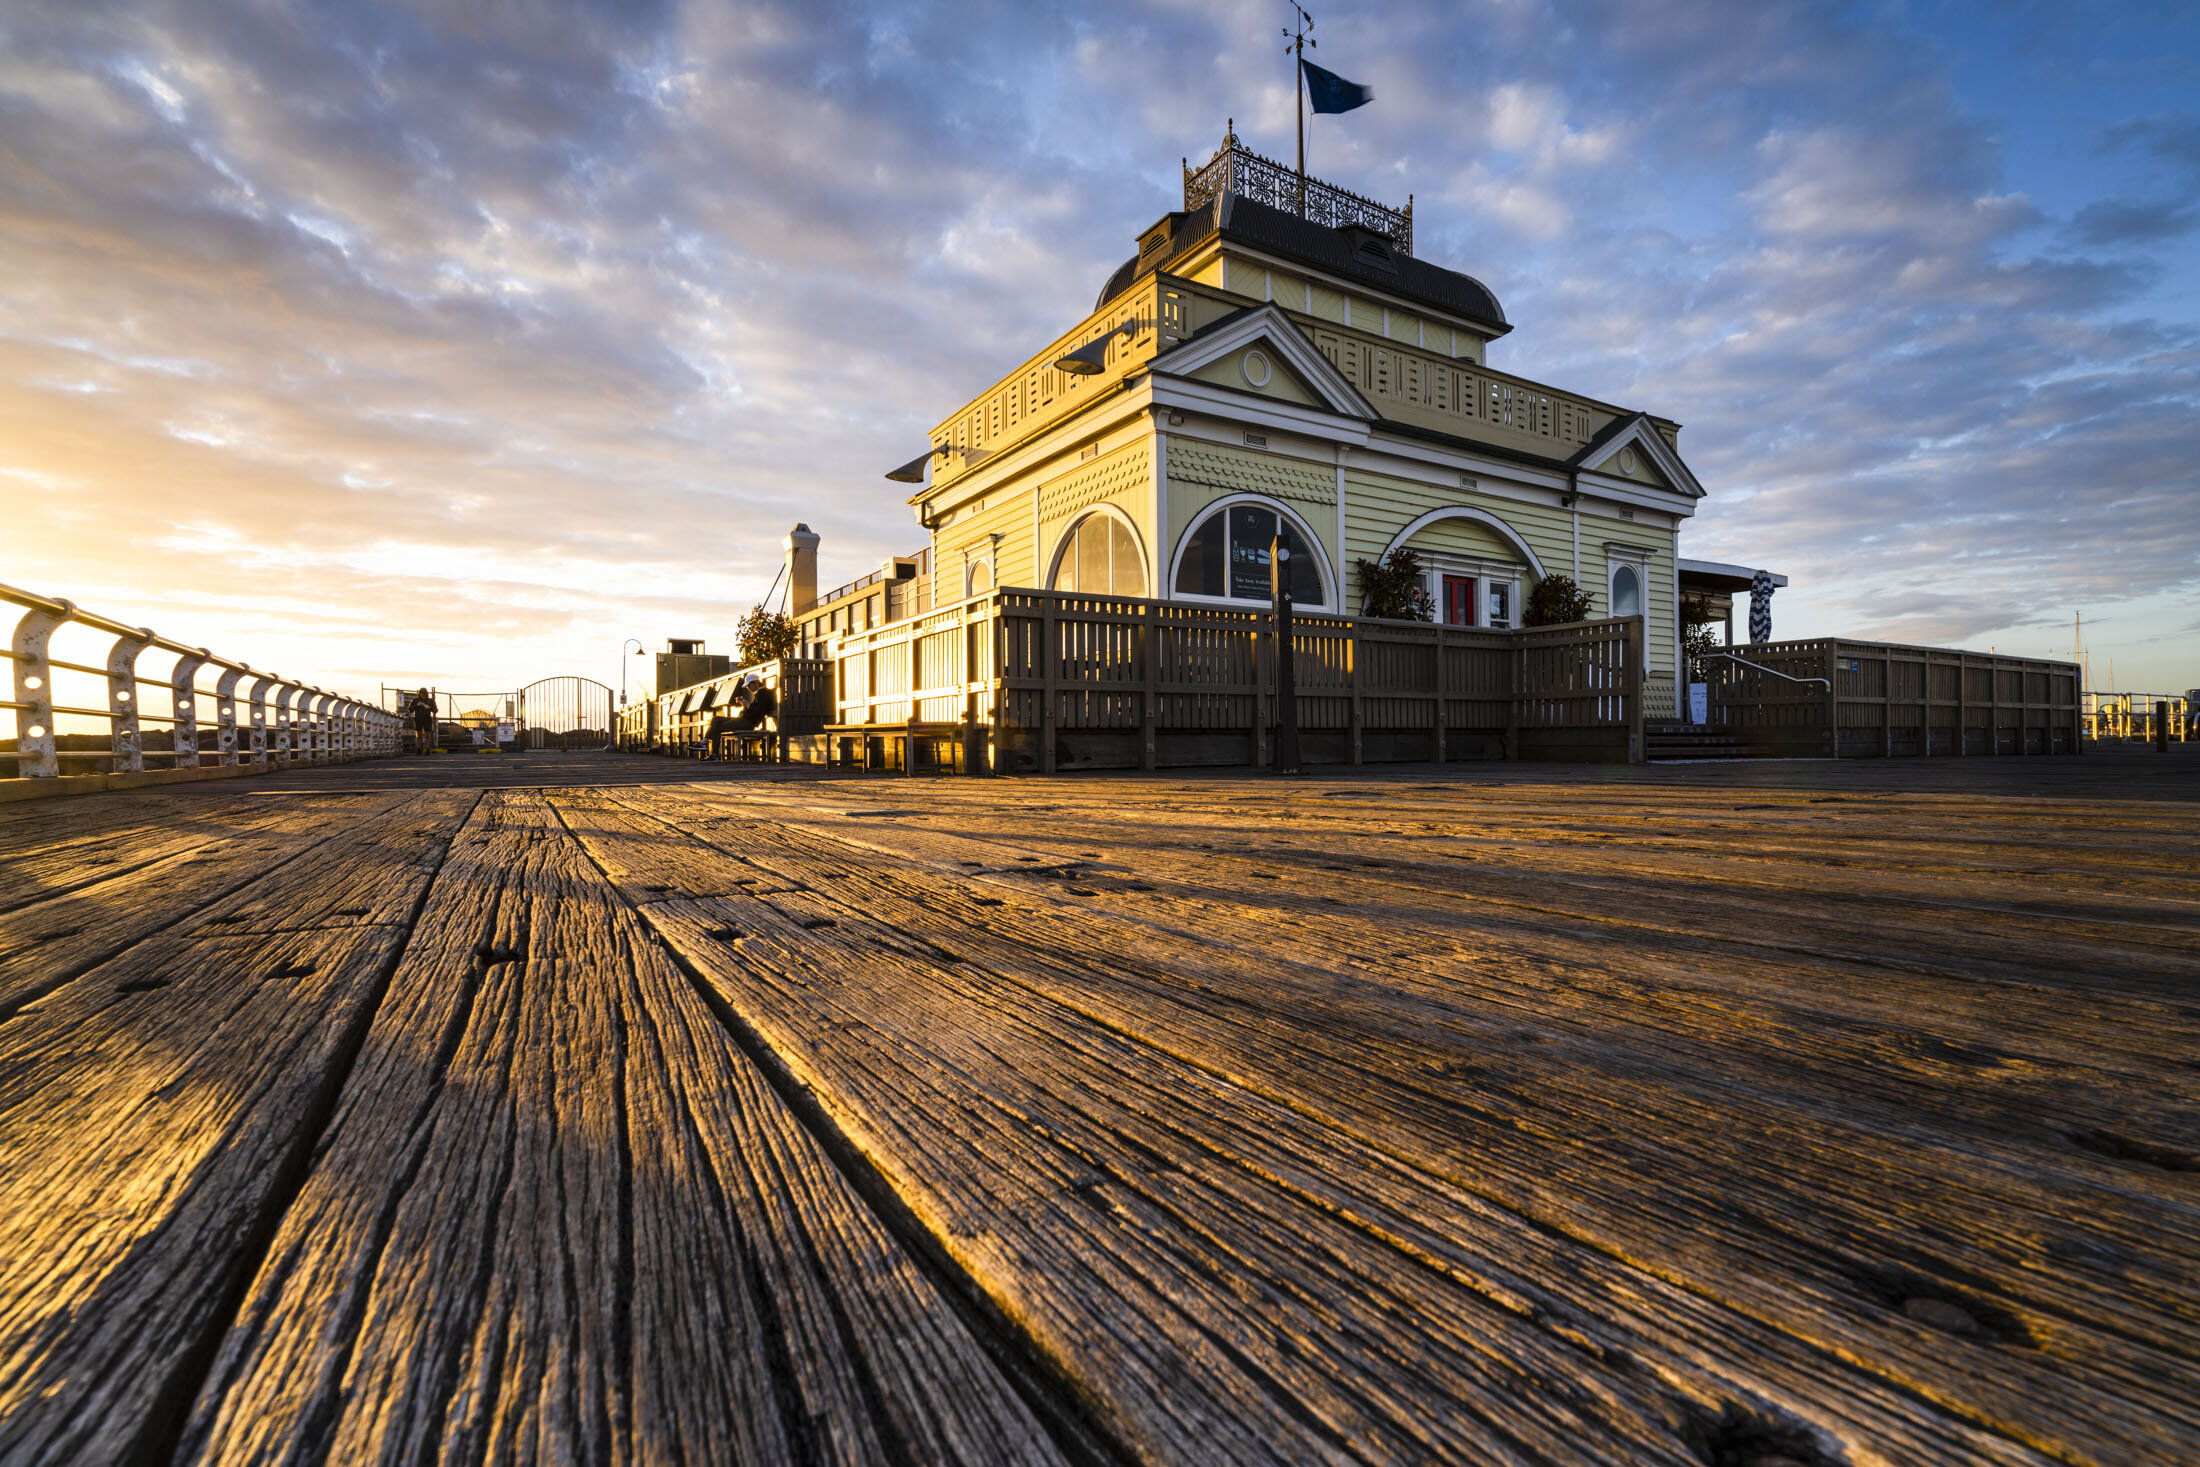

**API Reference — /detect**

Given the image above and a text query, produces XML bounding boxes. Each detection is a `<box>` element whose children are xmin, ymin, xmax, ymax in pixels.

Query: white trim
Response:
<box><xmin>1379</xmin><ymin>506</ymin><xmax>1549</xmax><ymax>580</ymax></box>
<box><xmin>1575</xmin><ymin>415</ymin><xmax>1704</xmax><ymax>498</ymax></box>
<box><xmin>1607</xmin><ymin>555</ymin><xmax>1648</xmax><ymax>619</ymax></box>
<box><xmin>1149</xmin><ymin>377</ymin><xmax>1371</xmax><ymax>447</ymax></box>
<box><xmin>1044</xmin><ymin>502</ymin><xmax>1152</xmax><ymax>598</ymax></box>
<box><xmin>1153</xmin><ymin>426</ymin><xmax>1168</xmax><ymax>603</ymax></box>
<box><xmin>1334</xmin><ymin>447</ymin><xmax>1348</xmax><ymax>611</ymax></box>
<box><xmin>1166</xmin><ymin>493</ymin><xmax>1338</xmax><ymax>611</ymax></box>
<box><xmin>1147</xmin><ymin>302</ymin><xmax>1375</xmax><ymax>419</ymax></box>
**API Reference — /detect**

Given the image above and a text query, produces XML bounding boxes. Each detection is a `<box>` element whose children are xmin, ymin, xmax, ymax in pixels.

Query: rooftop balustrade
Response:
<box><xmin>1183</xmin><ymin>130</ymin><xmax>1413</xmax><ymax>254</ymax></box>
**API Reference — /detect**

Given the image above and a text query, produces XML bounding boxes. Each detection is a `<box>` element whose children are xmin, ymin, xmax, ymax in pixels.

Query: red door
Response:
<box><xmin>1442</xmin><ymin>575</ymin><xmax>1477</xmax><ymax>626</ymax></box>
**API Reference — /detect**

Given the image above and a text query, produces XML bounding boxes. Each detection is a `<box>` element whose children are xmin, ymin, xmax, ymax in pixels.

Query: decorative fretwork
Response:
<box><xmin>1183</xmin><ymin>125</ymin><xmax>1413</xmax><ymax>256</ymax></box>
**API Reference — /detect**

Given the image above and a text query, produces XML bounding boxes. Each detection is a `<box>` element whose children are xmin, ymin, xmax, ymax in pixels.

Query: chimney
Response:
<box><xmin>783</xmin><ymin>522</ymin><xmax>821</xmax><ymax>614</ymax></box>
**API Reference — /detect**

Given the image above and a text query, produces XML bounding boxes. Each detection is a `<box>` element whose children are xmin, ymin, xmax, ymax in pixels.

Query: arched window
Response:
<box><xmin>1174</xmin><ymin>502</ymin><xmax>1325</xmax><ymax>605</ymax></box>
<box><xmin>1610</xmin><ymin>563</ymin><xmax>1643</xmax><ymax>617</ymax></box>
<box><xmin>965</xmin><ymin>555</ymin><xmax>994</xmax><ymax>598</ymax></box>
<box><xmin>1049</xmin><ymin>513</ymin><xmax>1145</xmax><ymax>597</ymax></box>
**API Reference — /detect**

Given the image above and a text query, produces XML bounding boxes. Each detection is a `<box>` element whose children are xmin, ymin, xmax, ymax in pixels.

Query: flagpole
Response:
<box><xmin>1286</xmin><ymin>4</ymin><xmax>1311</xmax><ymax>218</ymax></box>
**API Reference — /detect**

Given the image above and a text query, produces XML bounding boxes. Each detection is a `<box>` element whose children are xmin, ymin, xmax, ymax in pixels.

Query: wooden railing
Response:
<box><xmin>3</xmin><ymin>579</ymin><xmax>400</xmax><ymax>789</ymax></box>
<box><xmin>818</xmin><ymin>589</ymin><xmax>1644</xmax><ymax>771</ymax></box>
<box><xmin>618</xmin><ymin>656</ymin><xmax>833</xmax><ymax>755</ymax></box>
<box><xmin>1704</xmin><ymin>639</ymin><xmax>2081</xmax><ymax>756</ymax></box>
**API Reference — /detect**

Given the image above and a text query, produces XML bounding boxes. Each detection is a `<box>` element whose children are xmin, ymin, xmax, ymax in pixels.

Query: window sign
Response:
<box><xmin>1178</xmin><ymin>503</ymin><xmax>1324</xmax><ymax>604</ymax></box>
<box><xmin>1488</xmin><ymin>580</ymin><xmax>1513</xmax><ymax>628</ymax></box>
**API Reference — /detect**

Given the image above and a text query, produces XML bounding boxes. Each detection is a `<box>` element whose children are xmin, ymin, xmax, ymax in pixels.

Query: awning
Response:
<box><xmin>1678</xmin><ymin>558</ymin><xmax>1788</xmax><ymax>595</ymax></box>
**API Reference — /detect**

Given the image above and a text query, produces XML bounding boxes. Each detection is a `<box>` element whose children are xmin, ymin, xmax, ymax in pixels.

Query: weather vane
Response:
<box><xmin>1280</xmin><ymin>1</ymin><xmax>1373</xmax><ymax>218</ymax></box>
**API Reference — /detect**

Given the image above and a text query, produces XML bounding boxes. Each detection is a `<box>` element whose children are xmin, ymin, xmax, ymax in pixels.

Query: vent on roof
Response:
<box><xmin>1339</xmin><ymin>224</ymin><xmax>1396</xmax><ymax>269</ymax></box>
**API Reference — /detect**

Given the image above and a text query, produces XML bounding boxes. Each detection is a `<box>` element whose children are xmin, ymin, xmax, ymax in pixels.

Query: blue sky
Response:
<box><xmin>3</xmin><ymin>0</ymin><xmax>2195</xmax><ymax>697</ymax></box>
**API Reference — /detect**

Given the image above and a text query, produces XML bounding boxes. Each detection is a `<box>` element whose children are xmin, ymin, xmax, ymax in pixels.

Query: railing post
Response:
<box><xmin>214</xmin><ymin>666</ymin><xmax>244</xmax><ymax>766</ymax></box>
<box><xmin>104</xmin><ymin>626</ymin><xmax>154</xmax><ymax>774</ymax></box>
<box><xmin>315</xmin><ymin>692</ymin><xmax>338</xmax><ymax>761</ymax></box>
<box><xmin>9</xmin><ymin>596</ymin><xmax>71</xmax><ymax>779</ymax></box>
<box><xmin>1431</xmin><ymin>623</ymin><xmax>1447</xmax><ymax>764</ymax></box>
<box><xmin>1627</xmin><ymin>616</ymin><xmax>1646</xmax><ymax>763</ymax></box>
<box><xmin>171</xmin><ymin>648</ymin><xmax>209</xmax><ymax>770</ymax></box>
<box><xmin>273</xmin><ymin>684</ymin><xmax>297</xmax><ymax>762</ymax></box>
<box><xmin>1140</xmin><ymin>601</ymin><xmax>1158</xmax><ymax>771</ymax></box>
<box><xmin>1041</xmin><ymin>596</ymin><xmax>1059</xmax><ymax>775</ymax></box>
<box><xmin>249</xmin><ymin>677</ymin><xmax>277</xmax><ymax>763</ymax></box>
<box><xmin>1347</xmin><ymin>618</ymin><xmax>1363</xmax><ymax>766</ymax></box>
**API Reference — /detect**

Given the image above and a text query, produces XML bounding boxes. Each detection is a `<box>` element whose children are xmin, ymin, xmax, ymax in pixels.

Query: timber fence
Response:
<box><xmin>625</xmin><ymin>588</ymin><xmax>1647</xmax><ymax>772</ymax></box>
<box><xmin>3</xmin><ymin>579</ymin><xmax>401</xmax><ymax>793</ymax></box>
<box><xmin>1704</xmin><ymin>638</ymin><xmax>2081</xmax><ymax>757</ymax></box>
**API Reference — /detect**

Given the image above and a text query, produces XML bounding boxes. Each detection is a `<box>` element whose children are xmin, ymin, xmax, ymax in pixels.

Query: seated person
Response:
<box><xmin>707</xmin><ymin>676</ymin><xmax>777</xmax><ymax>759</ymax></box>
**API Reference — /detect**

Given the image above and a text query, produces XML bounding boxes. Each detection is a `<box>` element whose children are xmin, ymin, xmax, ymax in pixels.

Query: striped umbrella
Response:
<box><xmin>1749</xmin><ymin>570</ymin><xmax>1775</xmax><ymax>644</ymax></box>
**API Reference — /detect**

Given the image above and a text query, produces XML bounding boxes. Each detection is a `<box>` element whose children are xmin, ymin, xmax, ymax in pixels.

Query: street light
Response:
<box><xmin>621</xmin><ymin>639</ymin><xmax>645</xmax><ymax>707</ymax></box>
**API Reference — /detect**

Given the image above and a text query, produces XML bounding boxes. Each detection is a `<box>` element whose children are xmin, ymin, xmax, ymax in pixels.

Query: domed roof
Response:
<box><xmin>1096</xmin><ymin>256</ymin><xmax>1139</xmax><ymax>313</ymax></box>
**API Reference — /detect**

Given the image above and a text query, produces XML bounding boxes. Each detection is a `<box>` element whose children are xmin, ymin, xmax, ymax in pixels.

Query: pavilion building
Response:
<box><xmin>791</xmin><ymin>127</ymin><xmax>1714</xmax><ymax>717</ymax></box>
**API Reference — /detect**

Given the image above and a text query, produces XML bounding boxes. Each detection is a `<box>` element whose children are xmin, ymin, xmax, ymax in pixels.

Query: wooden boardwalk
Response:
<box><xmin>2</xmin><ymin>751</ymin><xmax>2196</xmax><ymax>1466</ymax></box>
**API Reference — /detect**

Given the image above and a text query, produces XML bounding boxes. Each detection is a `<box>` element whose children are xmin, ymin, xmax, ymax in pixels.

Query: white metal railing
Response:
<box><xmin>3</xmin><ymin>579</ymin><xmax>402</xmax><ymax>780</ymax></box>
<box><xmin>1701</xmin><ymin>650</ymin><xmax>1832</xmax><ymax>690</ymax></box>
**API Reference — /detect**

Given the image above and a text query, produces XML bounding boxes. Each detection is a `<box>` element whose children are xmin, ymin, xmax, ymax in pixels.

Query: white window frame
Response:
<box><xmin>1045</xmin><ymin>504</ymin><xmax>1150</xmax><ymax>599</ymax></box>
<box><xmin>1165</xmin><ymin>493</ymin><xmax>1337</xmax><ymax>611</ymax></box>
<box><xmin>1606</xmin><ymin>548</ymin><xmax>1651</xmax><ymax>619</ymax></box>
<box><xmin>1419</xmin><ymin>552</ymin><xmax>1525</xmax><ymax>629</ymax></box>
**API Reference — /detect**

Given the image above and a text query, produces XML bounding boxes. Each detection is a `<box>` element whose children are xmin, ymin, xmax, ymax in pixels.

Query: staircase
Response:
<box><xmin>1645</xmin><ymin>721</ymin><xmax>1762</xmax><ymax>761</ymax></box>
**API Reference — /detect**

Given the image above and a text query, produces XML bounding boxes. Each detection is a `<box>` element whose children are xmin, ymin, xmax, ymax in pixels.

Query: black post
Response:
<box><xmin>1272</xmin><ymin>536</ymin><xmax>1302</xmax><ymax>774</ymax></box>
<box><xmin>2157</xmin><ymin>699</ymin><xmax>2170</xmax><ymax>753</ymax></box>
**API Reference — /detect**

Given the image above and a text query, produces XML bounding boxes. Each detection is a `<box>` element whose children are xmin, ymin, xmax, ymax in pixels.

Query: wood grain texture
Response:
<box><xmin>0</xmin><ymin>751</ymin><xmax>2193</xmax><ymax>1467</ymax></box>
<box><xmin>0</xmin><ymin>791</ymin><xmax>476</xmax><ymax>1465</ymax></box>
<box><xmin>177</xmin><ymin>791</ymin><xmax>1064</xmax><ymax>1467</ymax></box>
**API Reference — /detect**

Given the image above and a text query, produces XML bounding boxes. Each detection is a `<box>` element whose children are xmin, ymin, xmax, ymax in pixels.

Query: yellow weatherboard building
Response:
<box><xmin>794</xmin><ymin>127</ymin><xmax>1701</xmax><ymax>716</ymax></box>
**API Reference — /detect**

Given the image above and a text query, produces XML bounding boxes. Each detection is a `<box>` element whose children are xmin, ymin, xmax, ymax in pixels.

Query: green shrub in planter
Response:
<box><xmin>1524</xmin><ymin>574</ymin><xmax>1593</xmax><ymax>627</ymax></box>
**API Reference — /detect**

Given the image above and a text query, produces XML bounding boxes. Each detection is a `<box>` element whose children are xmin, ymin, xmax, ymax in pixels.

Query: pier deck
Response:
<box><xmin>3</xmin><ymin>752</ymin><xmax>2196</xmax><ymax>1465</ymax></box>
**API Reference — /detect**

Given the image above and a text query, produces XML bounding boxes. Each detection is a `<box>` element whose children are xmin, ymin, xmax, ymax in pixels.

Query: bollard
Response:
<box><xmin>2157</xmin><ymin>700</ymin><xmax>2170</xmax><ymax>753</ymax></box>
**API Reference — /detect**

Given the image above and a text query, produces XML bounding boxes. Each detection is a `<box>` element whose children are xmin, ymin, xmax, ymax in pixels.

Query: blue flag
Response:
<box><xmin>1302</xmin><ymin>59</ymin><xmax>1372</xmax><ymax>114</ymax></box>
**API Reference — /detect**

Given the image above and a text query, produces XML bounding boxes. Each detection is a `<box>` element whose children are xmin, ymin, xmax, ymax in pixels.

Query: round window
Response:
<box><xmin>1241</xmin><ymin>350</ymin><xmax>1272</xmax><ymax>389</ymax></box>
<box><xmin>1618</xmin><ymin>447</ymin><xmax>1638</xmax><ymax>475</ymax></box>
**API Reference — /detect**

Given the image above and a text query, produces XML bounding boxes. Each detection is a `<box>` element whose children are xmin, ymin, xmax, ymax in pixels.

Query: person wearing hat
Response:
<box><xmin>728</xmin><ymin>673</ymin><xmax>777</xmax><ymax>737</ymax></box>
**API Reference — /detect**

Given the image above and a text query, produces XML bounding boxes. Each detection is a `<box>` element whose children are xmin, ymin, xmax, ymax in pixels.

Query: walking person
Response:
<box><xmin>406</xmin><ymin>689</ymin><xmax>437</xmax><ymax>756</ymax></box>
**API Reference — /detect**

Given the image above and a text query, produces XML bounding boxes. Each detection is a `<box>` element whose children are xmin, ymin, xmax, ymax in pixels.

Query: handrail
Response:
<box><xmin>3</xmin><ymin>579</ymin><xmax>402</xmax><ymax>780</ymax></box>
<box><xmin>1701</xmin><ymin>651</ymin><xmax>1831</xmax><ymax>690</ymax></box>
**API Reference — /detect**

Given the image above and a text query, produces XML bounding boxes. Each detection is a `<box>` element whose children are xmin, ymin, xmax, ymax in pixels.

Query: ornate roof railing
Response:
<box><xmin>1183</xmin><ymin>126</ymin><xmax>1412</xmax><ymax>256</ymax></box>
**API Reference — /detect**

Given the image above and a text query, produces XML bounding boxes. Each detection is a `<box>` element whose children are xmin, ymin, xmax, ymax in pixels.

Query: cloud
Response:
<box><xmin>1</xmin><ymin>0</ymin><xmax>2195</xmax><ymax>695</ymax></box>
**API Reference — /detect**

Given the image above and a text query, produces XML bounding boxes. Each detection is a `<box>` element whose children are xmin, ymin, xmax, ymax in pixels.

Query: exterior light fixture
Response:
<box><xmin>885</xmin><ymin>445</ymin><xmax>951</xmax><ymax>483</ymax></box>
<box><xmin>1054</xmin><ymin>319</ymin><xmax>1141</xmax><ymax>377</ymax></box>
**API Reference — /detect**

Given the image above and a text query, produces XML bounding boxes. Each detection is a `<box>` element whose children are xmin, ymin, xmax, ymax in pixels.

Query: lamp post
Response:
<box><xmin>620</xmin><ymin>639</ymin><xmax>644</xmax><ymax>707</ymax></box>
<box><xmin>1271</xmin><ymin>537</ymin><xmax>1301</xmax><ymax>775</ymax></box>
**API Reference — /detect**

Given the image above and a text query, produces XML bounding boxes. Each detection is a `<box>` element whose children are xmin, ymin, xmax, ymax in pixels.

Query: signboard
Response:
<box><xmin>1688</xmin><ymin>682</ymin><xmax>1708</xmax><ymax>724</ymax></box>
<box><xmin>496</xmin><ymin>721</ymin><xmax>517</xmax><ymax>743</ymax></box>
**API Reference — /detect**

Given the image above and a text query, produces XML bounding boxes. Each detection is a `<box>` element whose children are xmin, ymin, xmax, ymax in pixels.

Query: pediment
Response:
<box><xmin>1185</xmin><ymin>344</ymin><xmax>1322</xmax><ymax>406</ymax></box>
<box><xmin>1572</xmin><ymin>413</ymin><xmax>1703</xmax><ymax>497</ymax></box>
<box><xmin>1150</xmin><ymin>303</ymin><xmax>1373</xmax><ymax>419</ymax></box>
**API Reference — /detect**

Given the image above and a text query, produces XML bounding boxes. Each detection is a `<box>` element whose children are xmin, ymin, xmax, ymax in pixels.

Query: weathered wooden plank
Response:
<box><xmin>0</xmin><ymin>789</ymin><xmax>391</xmax><ymax>914</ymax></box>
<box><xmin>567</xmin><ymin>788</ymin><xmax>2078</xmax><ymax>1466</ymax></box>
<box><xmin>622</xmin><ymin>782</ymin><xmax>2200</xmax><ymax>1466</ymax></box>
<box><xmin>0</xmin><ymin>790</ymin><xmax>476</xmax><ymax>1465</ymax></box>
<box><xmin>180</xmin><ymin>791</ymin><xmax>1066</xmax><ymax>1467</ymax></box>
<box><xmin>0</xmin><ymin>792</ymin><xmax>417</xmax><ymax>1016</ymax></box>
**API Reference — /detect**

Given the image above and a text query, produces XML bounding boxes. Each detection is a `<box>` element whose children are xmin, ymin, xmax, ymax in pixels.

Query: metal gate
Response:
<box><xmin>516</xmin><ymin>677</ymin><xmax>614</xmax><ymax>751</ymax></box>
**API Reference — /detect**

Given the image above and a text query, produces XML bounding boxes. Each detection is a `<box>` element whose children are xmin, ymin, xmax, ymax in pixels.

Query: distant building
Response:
<box><xmin>655</xmin><ymin>639</ymin><xmax>729</xmax><ymax>699</ymax></box>
<box><xmin>787</xmin><ymin>127</ymin><xmax>1735</xmax><ymax>714</ymax></box>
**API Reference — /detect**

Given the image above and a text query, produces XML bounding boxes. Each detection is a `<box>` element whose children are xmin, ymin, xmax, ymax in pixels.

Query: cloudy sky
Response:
<box><xmin>4</xmin><ymin>0</ymin><xmax>2196</xmax><ymax>702</ymax></box>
